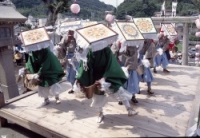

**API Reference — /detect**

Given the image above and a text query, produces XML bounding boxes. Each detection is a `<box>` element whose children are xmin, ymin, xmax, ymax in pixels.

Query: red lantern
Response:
<box><xmin>195</xmin><ymin>32</ymin><xmax>200</xmax><ymax>37</ymax></box>
<box><xmin>196</xmin><ymin>44</ymin><xmax>200</xmax><ymax>50</ymax></box>
<box><xmin>195</xmin><ymin>57</ymin><xmax>199</xmax><ymax>61</ymax></box>
<box><xmin>70</xmin><ymin>2</ymin><xmax>80</xmax><ymax>14</ymax></box>
<box><xmin>105</xmin><ymin>14</ymin><xmax>114</xmax><ymax>23</ymax></box>
<box><xmin>195</xmin><ymin>19</ymin><xmax>200</xmax><ymax>29</ymax></box>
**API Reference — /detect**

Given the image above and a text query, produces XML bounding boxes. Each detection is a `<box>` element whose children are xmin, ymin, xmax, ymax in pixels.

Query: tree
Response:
<box><xmin>116</xmin><ymin>0</ymin><xmax>157</xmax><ymax>19</ymax></box>
<box><xmin>176</xmin><ymin>1</ymin><xmax>198</xmax><ymax>16</ymax></box>
<box><xmin>13</xmin><ymin>0</ymin><xmax>114</xmax><ymax>21</ymax></box>
<box><xmin>42</xmin><ymin>0</ymin><xmax>71</xmax><ymax>26</ymax></box>
<box><xmin>191</xmin><ymin>0</ymin><xmax>200</xmax><ymax>12</ymax></box>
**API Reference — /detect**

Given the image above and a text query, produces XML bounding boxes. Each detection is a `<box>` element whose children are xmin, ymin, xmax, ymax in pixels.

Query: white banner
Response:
<box><xmin>172</xmin><ymin>2</ymin><xmax>178</xmax><ymax>12</ymax></box>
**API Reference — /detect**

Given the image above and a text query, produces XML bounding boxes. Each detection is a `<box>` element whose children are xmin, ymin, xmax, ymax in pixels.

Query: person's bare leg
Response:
<box><xmin>97</xmin><ymin>107</ymin><xmax>104</xmax><ymax>123</ymax></box>
<box><xmin>147</xmin><ymin>82</ymin><xmax>154</xmax><ymax>95</ymax></box>
<box><xmin>55</xmin><ymin>95</ymin><xmax>61</xmax><ymax>104</ymax></box>
<box><xmin>44</xmin><ymin>97</ymin><xmax>50</xmax><ymax>105</ymax></box>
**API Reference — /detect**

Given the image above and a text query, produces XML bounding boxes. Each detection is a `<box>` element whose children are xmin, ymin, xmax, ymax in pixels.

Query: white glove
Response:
<box><xmin>18</xmin><ymin>68</ymin><xmax>26</xmax><ymax>76</ymax></box>
<box><xmin>99</xmin><ymin>78</ymin><xmax>111</xmax><ymax>92</ymax></box>
<box><xmin>141</xmin><ymin>59</ymin><xmax>150</xmax><ymax>68</ymax></box>
<box><xmin>32</xmin><ymin>74</ymin><xmax>39</xmax><ymax>80</ymax></box>
<box><xmin>157</xmin><ymin>48</ymin><xmax>163</xmax><ymax>55</ymax></box>
<box><xmin>68</xmin><ymin>59</ymin><xmax>72</xmax><ymax>64</ymax></box>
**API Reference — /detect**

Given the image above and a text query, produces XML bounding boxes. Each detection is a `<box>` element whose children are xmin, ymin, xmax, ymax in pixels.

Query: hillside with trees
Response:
<box><xmin>11</xmin><ymin>0</ymin><xmax>114</xmax><ymax>20</ymax></box>
<box><xmin>11</xmin><ymin>0</ymin><xmax>200</xmax><ymax>21</ymax></box>
<box><xmin>115</xmin><ymin>0</ymin><xmax>200</xmax><ymax>19</ymax></box>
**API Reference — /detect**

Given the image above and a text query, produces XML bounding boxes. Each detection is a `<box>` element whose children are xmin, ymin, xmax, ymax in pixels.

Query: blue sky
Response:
<box><xmin>99</xmin><ymin>0</ymin><xmax>124</xmax><ymax>7</ymax></box>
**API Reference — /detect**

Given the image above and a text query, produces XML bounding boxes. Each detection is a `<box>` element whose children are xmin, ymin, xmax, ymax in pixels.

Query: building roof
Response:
<box><xmin>0</xmin><ymin>2</ymin><xmax>27</xmax><ymax>24</ymax></box>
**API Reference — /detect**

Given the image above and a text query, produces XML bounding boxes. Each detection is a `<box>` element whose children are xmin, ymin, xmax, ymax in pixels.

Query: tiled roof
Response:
<box><xmin>0</xmin><ymin>3</ymin><xmax>26</xmax><ymax>23</ymax></box>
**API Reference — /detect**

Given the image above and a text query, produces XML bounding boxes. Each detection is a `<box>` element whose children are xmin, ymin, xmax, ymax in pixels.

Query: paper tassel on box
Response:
<box><xmin>23</xmin><ymin>41</ymin><xmax>53</xmax><ymax>52</ymax></box>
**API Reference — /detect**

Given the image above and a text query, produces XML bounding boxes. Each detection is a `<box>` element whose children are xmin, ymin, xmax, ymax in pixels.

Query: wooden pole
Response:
<box><xmin>182</xmin><ymin>23</ymin><xmax>189</xmax><ymax>65</ymax></box>
<box><xmin>151</xmin><ymin>16</ymin><xmax>198</xmax><ymax>23</ymax></box>
<box><xmin>0</xmin><ymin>92</ymin><xmax>7</xmax><ymax>127</ymax></box>
<box><xmin>0</xmin><ymin>47</ymin><xmax>19</xmax><ymax>100</ymax></box>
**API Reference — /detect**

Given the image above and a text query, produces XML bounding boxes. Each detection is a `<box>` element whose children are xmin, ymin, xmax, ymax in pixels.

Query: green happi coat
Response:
<box><xmin>26</xmin><ymin>48</ymin><xmax>65</xmax><ymax>87</ymax></box>
<box><xmin>76</xmin><ymin>47</ymin><xmax>127</xmax><ymax>92</ymax></box>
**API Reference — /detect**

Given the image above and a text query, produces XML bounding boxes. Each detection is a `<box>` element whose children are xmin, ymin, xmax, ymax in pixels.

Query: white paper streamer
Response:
<box><xmin>23</xmin><ymin>40</ymin><xmax>54</xmax><ymax>52</ymax></box>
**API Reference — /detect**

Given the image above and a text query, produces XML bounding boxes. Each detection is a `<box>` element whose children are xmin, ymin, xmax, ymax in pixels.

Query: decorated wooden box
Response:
<box><xmin>21</xmin><ymin>27</ymin><xmax>53</xmax><ymax>52</ymax></box>
<box><xmin>75</xmin><ymin>23</ymin><xmax>118</xmax><ymax>52</ymax></box>
<box><xmin>161</xmin><ymin>23</ymin><xmax>178</xmax><ymax>36</ymax></box>
<box><xmin>111</xmin><ymin>21</ymin><xmax>144</xmax><ymax>49</ymax></box>
<box><xmin>133</xmin><ymin>18</ymin><xmax>157</xmax><ymax>40</ymax></box>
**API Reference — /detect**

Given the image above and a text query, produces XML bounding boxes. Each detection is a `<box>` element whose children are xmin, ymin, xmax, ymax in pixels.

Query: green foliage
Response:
<box><xmin>189</xmin><ymin>35</ymin><xmax>200</xmax><ymax>41</ymax></box>
<box><xmin>191</xmin><ymin>0</ymin><xmax>200</xmax><ymax>12</ymax></box>
<box><xmin>116</xmin><ymin>0</ymin><xmax>200</xmax><ymax>19</ymax></box>
<box><xmin>11</xmin><ymin>0</ymin><xmax>47</xmax><ymax>17</ymax></box>
<box><xmin>11</xmin><ymin>0</ymin><xmax>200</xmax><ymax>20</ymax></box>
<box><xmin>116</xmin><ymin>0</ymin><xmax>157</xmax><ymax>19</ymax></box>
<box><xmin>12</xmin><ymin>0</ymin><xmax>41</xmax><ymax>8</ymax></box>
<box><xmin>43</xmin><ymin>0</ymin><xmax>71</xmax><ymax>25</ymax></box>
<box><xmin>11</xmin><ymin>0</ymin><xmax>113</xmax><ymax>20</ymax></box>
<box><xmin>176</xmin><ymin>3</ymin><xmax>197</xmax><ymax>16</ymax></box>
<box><xmin>48</xmin><ymin>0</ymin><xmax>70</xmax><ymax>14</ymax></box>
<box><xmin>176</xmin><ymin>43</ymin><xmax>182</xmax><ymax>51</ymax></box>
<box><xmin>17</xmin><ymin>4</ymin><xmax>47</xmax><ymax>17</ymax></box>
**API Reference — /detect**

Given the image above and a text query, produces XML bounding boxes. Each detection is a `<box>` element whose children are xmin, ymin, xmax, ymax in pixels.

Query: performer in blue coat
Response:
<box><xmin>121</xmin><ymin>46</ymin><xmax>140</xmax><ymax>103</ymax></box>
<box><xmin>153</xmin><ymin>34</ymin><xmax>170</xmax><ymax>73</ymax></box>
<box><xmin>58</xmin><ymin>30</ymin><xmax>79</xmax><ymax>93</ymax></box>
<box><xmin>138</xmin><ymin>39</ymin><xmax>155</xmax><ymax>94</ymax></box>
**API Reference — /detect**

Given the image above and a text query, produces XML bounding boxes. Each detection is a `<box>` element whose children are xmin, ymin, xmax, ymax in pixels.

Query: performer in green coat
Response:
<box><xmin>76</xmin><ymin>46</ymin><xmax>127</xmax><ymax>92</ymax></box>
<box><xmin>26</xmin><ymin>48</ymin><xmax>65</xmax><ymax>105</ymax></box>
<box><xmin>76</xmin><ymin>46</ymin><xmax>137</xmax><ymax>123</ymax></box>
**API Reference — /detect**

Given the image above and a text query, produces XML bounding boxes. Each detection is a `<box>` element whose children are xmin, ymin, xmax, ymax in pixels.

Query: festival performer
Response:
<box><xmin>110</xmin><ymin>41</ymin><xmax>127</xmax><ymax>105</ymax></box>
<box><xmin>53</xmin><ymin>43</ymin><xmax>68</xmax><ymax>72</ymax></box>
<box><xmin>140</xmin><ymin>39</ymin><xmax>156</xmax><ymax>68</ymax></box>
<box><xmin>75</xmin><ymin>46</ymin><xmax>137</xmax><ymax>123</ymax></box>
<box><xmin>25</xmin><ymin>48</ymin><xmax>65</xmax><ymax>105</ymax></box>
<box><xmin>18</xmin><ymin>27</ymin><xmax>65</xmax><ymax>105</ymax></box>
<box><xmin>110</xmin><ymin>41</ymin><xmax>123</xmax><ymax>66</ymax></box>
<box><xmin>165</xmin><ymin>36</ymin><xmax>178</xmax><ymax>62</ymax></box>
<box><xmin>14</xmin><ymin>50</ymin><xmax>23</xmax><ymax>66</ymax></box>
<box><xmin>138</xmin><ymin>39</ymin><xmax>155</xmax><ymax>94</ymax></box>
<box><xmin>121</xmin><ymin>46</ymin><xmax>140</xmax><ymax>103</ymax></box>
<box><xmin>169</xmin><ymin>46</ymin><xmax>178</xmax><ymax>64</ymax></box>
<box><xmin>153</xmin><ymin>33</ymin><xmax>171</xmax><ymax>73</ymax></box>
<box><xmin>57</xmin><ymin>30</ymin><xmax>79</xmax><ymax>94</ymax></box>
<box><xmin>168</xmin><ymin>37</ymin><xmax>179</xmax><ymax>63</ymax></box>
